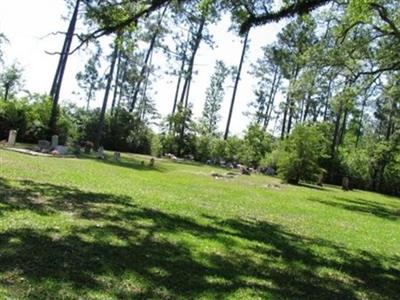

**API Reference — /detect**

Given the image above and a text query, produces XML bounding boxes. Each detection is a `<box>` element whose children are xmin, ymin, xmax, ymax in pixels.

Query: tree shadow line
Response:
<box><xmin>81</xmin><ymin>154</ymin><xmax>168</xmax><ymax>173</ymax></box>
<box><xmin>307</xmin><ymin>195</ymin><xmax>400</xmax><ymax>221</ymax></box>
<box><xmin>0</xmin><ymin>177</ymin><xmax>399</xmax><ymax>299</ymax></box>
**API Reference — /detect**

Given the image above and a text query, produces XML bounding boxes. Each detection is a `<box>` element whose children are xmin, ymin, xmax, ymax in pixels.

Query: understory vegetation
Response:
<box><xmin>1</xmin><ymin>97</ymin><xmax>399</xmax><ymax>195</ymax></box>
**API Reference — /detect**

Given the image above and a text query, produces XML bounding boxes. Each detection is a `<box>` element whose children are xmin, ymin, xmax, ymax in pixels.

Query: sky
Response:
<box><xmin>0</xmin><ymin>0</ymin><xmax>284</xmax><ymax>136</ymax></box>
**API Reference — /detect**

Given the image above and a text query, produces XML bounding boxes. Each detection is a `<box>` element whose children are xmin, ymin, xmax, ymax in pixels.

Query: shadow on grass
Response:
<box><xmin>308</xmin><ymin>195</ymin><xmax>400</xmax><ymax>221</ymax></box>
<box><xmin>298</xmin><ymin>183</ymin><xmax>328</xmax><ymax>191</ymax></box>
<box><xmin>81</xmin><ymin>154</ymin><xmax>168</xmax><ymax>173</ymax></box>
<box><xmin>0</xmin><ymin>177</ymin><xmax>399</xmax><ymax>299</ymax></box>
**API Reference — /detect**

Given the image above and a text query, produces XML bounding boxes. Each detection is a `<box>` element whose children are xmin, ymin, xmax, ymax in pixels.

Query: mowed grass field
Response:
<box><xmin>0</xmin><ymin>148</ymin><xmax>399</xmax><ymax>299</ymax></box>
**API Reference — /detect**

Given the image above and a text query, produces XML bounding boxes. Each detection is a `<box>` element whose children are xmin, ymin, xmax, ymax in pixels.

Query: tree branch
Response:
<box><xmin>239</xmin><ymin>0</ymin><xmax>331</xmax><ymax>34</ymax></box>
<box><xmin>70</xmin><ymin>0</ymin><xmax>171</xmax><ymax>54</ymax></box>
<box><xmin>370</xmin><ymin>3</ymin><xmax>400</xmax><ymax>41</ymax></box>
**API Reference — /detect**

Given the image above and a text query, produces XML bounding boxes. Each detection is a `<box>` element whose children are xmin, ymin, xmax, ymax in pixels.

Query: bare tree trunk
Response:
<box><xmin>286</xmin><ymin>100</ymin><xmax>295</xmax><ymax>136</ymax></box>
<box><xmin>302</xmin><ymin>92</ymin><xmax>312</xmax><ymax>123</ymax></box>
<box><xmin>323</xmin><ymin>78</ymin><xmax>333</xmax><ymax>121</ymax></box>
<box><xmin>140</xmin><ymin>51</ymin><xmax>153</xmax><ymax>121</ymax></box>
<box><xmin>280</xmin><ymin>96</ymin><xmax>289</xmax><ymax>140</ymax></box>
<box><xmin>338</xmin><ymin>108</ymin><xmax>348</xmax><ymax>146</ymax></box>
<box><xmin>265</xmin><ymin>77</ymin><xmax>280</xmax><ymax>130</ymax></box>
<box><xmin>49</xmin><ymin>0</ymin><xmax>80</xmax><ymax>135</ymax></box>
<box><xmin>94</xmin><ymin>43</ymin><xmax>118</xmax><ymax>150</ymax></box>
<box><xmin>130</xmin><ymin>5</ymin><xmax>168</xmax><ymax>112</ymax></box>
<box><xmin>184</xmin><ymin>77</ymin><xmax>191</xmax><ymax>108</ymax></box>
<box><xmin>386</xmin><ymin>99</ymin><xmax>396</xmax><ymax>141</ymax></box>
<box><xmin>172</xmin><ymin>54</ymin><xmax>186</xmax><ymax>115</ymax></box>
<box><xmin>355</xmin><ymin>95</ymin><xmax>367</xmax><ymax>148</ymax></box>
<box><xmin>281</xmin><ymin>67</ymin><xmax>299</xmax><ymax>139</ymax></box>
<box><xmin>3</xmin><ymin>85</ymin><xmax>9</xmax><ymax>101</ymax></box>
<box><xmin>179</xmin><ymin>16</ymin><xmax>205</xmax><ymax>107</ymax></box>
<box><xmin>111</xmin><ymin>50</ymin><xmax>122</xmax><ymax>115</ymax></box>
<box><xmin>177</xmin><ymin>16</ymin><xmax>206</xmax><ymax>155</ymax></box>
<box><xmin>224</xmin><ymin>30</ymin><xmax>249</xmax><ymax>140</ymax></box>
<box><xmin>331</xmin><ymin>101</ymin><xmax>343</xmax><ymax>158</ymax></box>
<box><xmin>263</xmin><ymin>68</ymin><xmax>280</xmax><ymax>130</ymax></box>
<box><xmin>86</xmin><ymin>85</ymin><xmax>93</xmax><ymax>111</ymax></box>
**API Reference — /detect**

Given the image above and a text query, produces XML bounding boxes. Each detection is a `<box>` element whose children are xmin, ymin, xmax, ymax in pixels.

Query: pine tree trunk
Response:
<box><xmin>338</xmin><ymin>108</ymin><xmax>348</xmax><ymax>146</ymax></box>
<box><xmin>86</xmin><ymin>85</ymin><xmax>93</xmax><ymax>111</ymax></box>
<box><xmin>171</xmin><ymin>32</ymin><xmax>190</xmax><ymax>116</ymax></box>
<box><xmin>302</xmin><ymin>92</ymin><xmax>312</xmax><ymax>123</ymax></box>
<box><xmin>355</xmin><ymin>95</ymin><xmax>367</xmax><ymax>148</ymax></box>
<box><xmin>263</xmin><ymin>68</ymin><xmax>280</xmax><ymax>130</ymax></box>
<box><xmin>331</xmin><ymin>102</ymin><xmax>343</xmax><ymax>158</ymax></box>
<box><xmin>280</xmin><ymin>96</ymin><xmax>289</xmax><ymax>140</ymax></box>
<box><xmin>4</xmin><ymin>85</ymin><xmax>9</xmax><ymax>101</ymax></box>
<box><xmin>177</xmin><ymin>16</ymin><xmax>206</xmax><ymax>154</ymax></box>
<box><xmin>323</xmin><ymin>78</ymin><xmax>333</xmax><ymax>121</ymax></box>
<box><xmin>286</xmin><ymin>100</ymin><xmax>294</xmax><ymax>136</ymax></box>
<box><xmin>172</xmin><ymin>59</ymin><xmax>185</xmax><ymax>115</ymax></box>
<box><xmin>130</xmin><ymin>5</ymin><xmax>168</xmax><ymax>112</ymax></box>
<box><xmin>179</xmin><ymin>16</ymin><xmax>205</xmax><ymax>107</ymax></box>
<box><xmin>140</xmin><ymin>51</ymin><xmax>153</xmax><ymax>121</ymax></box>
<box><xmin>286</xmin><ymin>73</ymin><xmax>298</xmax><ymax>136</ymax></box>
<box><xmin>111</xmin><ymin>50</ymin><xmax>122</xmax><ymax>115</ymax></box>
<box><xmin>49</xmin><ymin>0</ymin><xmax>80</xmax><ymax>135</ymax></box>
<box><xmin>116</xmin><ymin>61</ymin><xmax>127</xmax><ymax>112</ymax></box>
<box><xmin>94</xmin><ymin>44</ymin><xmax>118</xmax><ymax>150</ymax></box>
<box><xmin>224</xmin><ymin>30</ymin><xmax>249</xmax><ymax>140</ymax></box>
<box><xmin>386</xmin><ymin>99</ymin><xmax>395</xmax><ymax>141</ymax></box>
<box><xmin>184</xmin><ymin>77</ymin><xmax>191</xmax><ymax>108</ymax></box>
<box><xmin>130</xmin><ymin>35</ymin><xmax>156</xmax><ymax>112</ymax></box>
<box><xmin>281</xmin><ymin>67</ymin><xmax>299</xmax><ymax>139</ymax></box>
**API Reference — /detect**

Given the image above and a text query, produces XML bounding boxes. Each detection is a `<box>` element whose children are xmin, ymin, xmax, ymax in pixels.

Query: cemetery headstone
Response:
<box><xmin>96</xmin><ymin>146</ymin><xmax>105</xmax><ymax>159</ymax></box>
<box><xmin>149</xmin><ymin>158</ymin><xmax>155</xmax><ymax>167</ymax></box>
<box><xmin>38</xmin><ymin>140</ymin><xmax>51</xmax><ymax>151</ymax></box>
<box><xmin>113</xmin><ymin>152</ymin><xmax>121</xmax><ymax>162</ymax></box>
<box><xmin>51</xmin><ymin>135</ymin><xmax>59</xmax><ymax>149</ymax></box>
<box><xmin>8</xmin><ymin>130</ymin><xmax>17</xmax><ymax>146</ymax></box>
<box><xmin>342</xmin><ymin>176</ymin><xmax>350</xmax><ymax>191</ymax></box>
<box><xmin>84</xmin><ymin>141</ymin><xmax>93</xmax><ymax>154</ymax></box>
<box><xmin>55</xmin><ymin>145</ymin><xmax>69</xmax><ymax>155</ymax></box>
<box><xmin>317</xmin><ymin>174</ymin><xmax>324</xmax><ymax>187</ymax></box>
<box><xmin>266</xmin><ymin>167</ymin><xmax>275</xmax><ymax>176</ymax></box>
<box><xmin>73</xmin><ymin>143</ymin><xmax>81</xmax><ymax>156</ymax></box>
<box><xmin>241</xmin><ymin>168</ymin><xmax>251</xmax><ymax>176</ymax></box>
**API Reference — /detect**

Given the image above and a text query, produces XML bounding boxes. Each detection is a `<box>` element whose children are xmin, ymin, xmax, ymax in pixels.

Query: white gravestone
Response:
<box><xmin>8</xmin><ymin>130</ymin><xmax>17</xmax><ymax>146</ymax></box>
<box><xmin>96</xmin><ymin>146</ymin><xmax>105</xmax><ymax>159</ymax></box>
<box><xmin>113</xmin><ymin>152</ymin><xmax>121</xmax><ymax>161</ymax></box>
<box><xmin>51</xmin><ymin>135</ymin><xmax>59</xmax><ymax>149</ymax></box>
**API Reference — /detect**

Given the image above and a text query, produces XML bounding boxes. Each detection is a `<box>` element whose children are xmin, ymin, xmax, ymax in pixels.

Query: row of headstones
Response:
<box><xmin>6</xmin><ymin>130</ymin><xmax>60</xmax><ymax>148</ymax></box>
<box><xmin>38</xmin><ymin>135</ymin><xmax>59</xmax><ymax>150</ymax></box>
<box><xmin>6</xmin><ymin>130</ymin><xmax>69</xmax><ymax>155</ymax></box>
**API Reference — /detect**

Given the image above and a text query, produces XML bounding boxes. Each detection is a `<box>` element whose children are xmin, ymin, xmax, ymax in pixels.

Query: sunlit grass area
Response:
<box><xmin>0</xmin><ymin>149</ymin><xmax>399</xmax><ymax>299</ymax></box>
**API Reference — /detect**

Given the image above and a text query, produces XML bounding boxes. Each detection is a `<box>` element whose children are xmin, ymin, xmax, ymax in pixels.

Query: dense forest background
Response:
<box><xmin>0</xmin><ymin>0</ymin><xmax>399</xmax><ymax>195</ymax></box>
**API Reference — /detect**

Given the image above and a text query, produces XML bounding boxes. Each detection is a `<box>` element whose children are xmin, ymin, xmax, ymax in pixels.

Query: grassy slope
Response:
<box><xmin>0</xmin><ymin>149</ymin><xmax>399</xmax><ymax>299</ymax></box>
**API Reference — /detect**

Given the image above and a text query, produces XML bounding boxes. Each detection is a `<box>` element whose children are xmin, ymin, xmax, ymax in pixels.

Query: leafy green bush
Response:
<box><xmin>277</xmin><ymin>124</ymin><xmax>327</xmax><ymax>184</ymax></box>
<box><xmin>341</xmin><ymin>149</ymin><xmax>372</xmax><ymax>188</ymax></box>
<box><xmin>237</xmin><ymin>124</ymin><xmax>272</xmax><ymax>167</ymax></box>
<box><xmin>0</xmin><ymin>95</ymin><xmax>75</xmax><ymax>144</ymax></box>
<box><xmin>196</xmin><ymin>134</ymin><xmax>214</xmax><ymax>162</ymax></box>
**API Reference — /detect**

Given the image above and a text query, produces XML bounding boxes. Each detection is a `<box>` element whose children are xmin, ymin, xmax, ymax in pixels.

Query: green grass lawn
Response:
<box><xmin>0</xmin><ymin>149</ymin><xmax>399</xmax><ymax>299</ymax></box>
